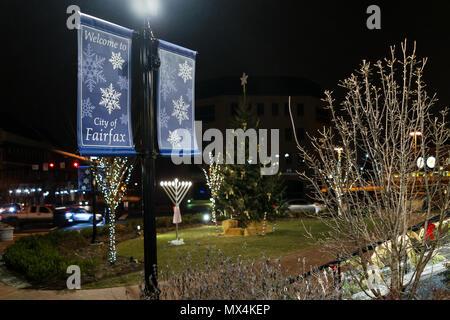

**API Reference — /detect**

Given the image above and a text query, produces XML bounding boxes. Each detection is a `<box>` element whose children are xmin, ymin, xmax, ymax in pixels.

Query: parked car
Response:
<box><xmin>286</xmin><ymin>199</ymin><xmax>323</xmax><ymax>214</ymax></box>
<box><xmin>0</xmin><ymin>203</ymin><xmax>22</xmax><ymax>214</ymax></box>
<box><xmin>2</xmin><ymin>204</ymin><xmax>103</xmax><ymax>227</ymax></box>
<box><xmin>53</xmin><ymin>206</ymin><xmax>103</xmax><ymax>226</ymax></box>
<box><xmin>1</xmin><ymin>204</ymin><xmax>54</xmax><ymax>227</ymax></box>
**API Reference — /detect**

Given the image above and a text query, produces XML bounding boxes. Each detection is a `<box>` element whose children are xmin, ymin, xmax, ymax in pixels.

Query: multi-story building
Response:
<box><xmin>0</xmin><ymin>128</ymin><xmax>86</xmax><ymax>206</ymax></box>
<box><xmin>194</xmin><ymin>76</ymin><xmax>329</xmax><ymax>198</ymax></box>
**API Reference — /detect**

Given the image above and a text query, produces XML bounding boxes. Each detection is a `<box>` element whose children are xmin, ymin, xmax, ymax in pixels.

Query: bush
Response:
<box><xmin>3</xmin><ymin>231</ymin><xmax>98</xmax><ymax>283</ymax></box>
<box><xmin>155</xmin><ymin>213</ymin><xmax>205</xmax><ymax>229</ymax></box>
<box><xmin>141</xmin><ymin>247</ymin><xmax>340</xmax><ymax>300</ymax></box>
<box><xmin>79</xmin><ymin>226</ymin><xmax>108</xmax><ymax>239</ymax></box>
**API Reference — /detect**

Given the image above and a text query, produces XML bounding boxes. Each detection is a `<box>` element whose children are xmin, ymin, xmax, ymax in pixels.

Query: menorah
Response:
<box><xmin>160</xmin><ymin>179</ymin><xmax>192</xmax><ymax>245</ymax></box>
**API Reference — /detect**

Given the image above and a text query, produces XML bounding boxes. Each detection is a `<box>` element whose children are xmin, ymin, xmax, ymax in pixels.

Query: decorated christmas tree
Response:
<box><xmin>216</xmin><ymin>73</ymin><xmax>286</xmax><ymax>227</ymax></box>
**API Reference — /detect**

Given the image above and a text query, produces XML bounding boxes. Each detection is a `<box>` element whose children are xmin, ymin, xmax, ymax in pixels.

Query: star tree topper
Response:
<box><xmin>240</xmin><ymin>72</ymin><xmax>248</xmax><ymax>94</ymax></box>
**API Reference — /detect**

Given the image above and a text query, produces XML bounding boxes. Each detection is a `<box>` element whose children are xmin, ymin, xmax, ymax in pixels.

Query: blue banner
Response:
<box><xmin>78</xmin><ymin>166</ymin><xmax>92</xmax><ymax>192</ymax></box>
<box><xmin>77</xmin><ymin>13</ymin><xmax>135</xmax><ymax>156</ymax></box>
<box><xmin>157</xmin><ymin>40</ymin><xmax>200</xmax><ymax>157</ymax></box>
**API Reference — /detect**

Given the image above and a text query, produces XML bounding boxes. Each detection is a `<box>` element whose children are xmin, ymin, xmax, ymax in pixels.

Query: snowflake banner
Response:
<box><xmin>78</xmin><ymin>166</ymin><xmax>92</xmax><ymax>192</ymax></box>
<box><xmin>157</xmin><ymin>40</ymin><xmax>200</xmax><ymax>157</ymax></box>
<box><xmin>77</xmin><ymin>13</ymin><xmax>135</xmax><ymax>156</ymax></box>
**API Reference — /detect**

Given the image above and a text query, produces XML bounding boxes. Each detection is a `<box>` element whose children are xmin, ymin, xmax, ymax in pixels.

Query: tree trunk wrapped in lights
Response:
<box><xmin>202</xmin><ymin>152</ymin><xmax>224</xmax><ymax>235</ymax></box>
<box><xmin>290</xmin><ymin>40</ymin><xmax>450</xmax><ymax>299</ymax></box>
<box><xmin>91</xmin><ymin>157</ymin><xmax>134</xmax><ymax>264</ymax></box>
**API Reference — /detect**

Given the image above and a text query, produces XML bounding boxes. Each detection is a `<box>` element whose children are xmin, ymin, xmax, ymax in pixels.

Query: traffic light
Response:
<box><xmin>49</xmin><ymin>162</ymin><xmax>55</xmax><ymax>168</ymax></box>
<box><xmin>73</xmin><ymin>161</ymin><xmax>79</xmax><ymax>168</ymax></box>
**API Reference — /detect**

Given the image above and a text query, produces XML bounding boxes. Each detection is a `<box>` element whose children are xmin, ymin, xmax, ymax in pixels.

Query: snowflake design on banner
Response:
<box><xmin>83</xmin><ymin>178</ymin><xmax>89</xmax><ymax>184</ymax></box>
<box><xmin>117</xmin><ymin>76</ymin><xmax>128</xmax><ymax>91</ymax></box>
<box><xmin>160</xmin><ymin>55</ymin><xmax>177</xmax><ymax>101</ymax></box>
<box><xmin>167</xmin><ymin>130</ymin><xmax>182</xmax><ymax>148</ymax></box>
<box><xmin>178</xmin><ymin>60</ymin><xmax>193</xmax><ymax>83</ymax></box>
<box><xmin>82</xmin><ymin>44</ymin><xmax>106</xmax><ymax>92</ymax></box>
<box><xmin>171</xmin><ymin>95</ymin><xmax>190</xmax><ymax>125</ymax></box>
<box><xmin>109</xmin><ymin>52</ymin><xmax>125</xmax><ymax>70</ymax></box>
<box><xmin>81</xmin><ymin>98</ymin><xmax>95</xmax><ymax>118</ymax></box>
<box><xmin>99</xmin><ymin>83</ymin><xmax>122</xmax><ymax>115</ymax></box>
<box><xmin>159</xmin><ymin>107</ymin><xmax>170</xmax><ymax>128</ymax></box>
<box><xmin>120</xmin><ymin>114</ymin><xmax>128</xmax><ymax>125</ymax></box>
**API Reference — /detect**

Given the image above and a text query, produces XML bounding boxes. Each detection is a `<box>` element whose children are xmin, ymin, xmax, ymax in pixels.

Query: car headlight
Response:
<box><xmin>65</xmin><ymin>212</ymin><xmax>73</xmax><ymax>219</ymax></box>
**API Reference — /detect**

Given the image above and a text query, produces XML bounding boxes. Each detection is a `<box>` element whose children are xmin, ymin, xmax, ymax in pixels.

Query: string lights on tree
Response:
<box><xmin>202</xmin><ymin>152</ymin><xmax>224</xmax><ymax>235</ymax></box>
<box><xmin>91</xmin><ymin>157</ymin><xmax>134</xmax><ymax>264</ymax></box>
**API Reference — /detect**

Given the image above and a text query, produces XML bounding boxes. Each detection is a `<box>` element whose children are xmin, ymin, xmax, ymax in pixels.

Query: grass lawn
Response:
<box><xmin>82</xmin><ymin>218</ymin><xmax>331</xmax><ymax>289</ymax></box>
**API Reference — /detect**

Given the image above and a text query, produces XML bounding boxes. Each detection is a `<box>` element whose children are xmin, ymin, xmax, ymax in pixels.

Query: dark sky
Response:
<box><xmin>3</xmin><ymin>0</ymin><xmax>450</xmax><ymax>152</ymax></box>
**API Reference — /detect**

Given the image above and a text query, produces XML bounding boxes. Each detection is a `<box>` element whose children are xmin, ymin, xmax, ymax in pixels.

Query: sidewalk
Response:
<box><xmin>0</xmin><ymin>282</ymin><xmax>141</xmax><ymax>300</ymax></box>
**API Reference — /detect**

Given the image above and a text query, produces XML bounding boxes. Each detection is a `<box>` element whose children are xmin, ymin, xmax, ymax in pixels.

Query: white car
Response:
<box><xmin>286</xmin><ymin>199</ymin><xmax>323</xmax><ymax>214</ymax></box>
<box><xmin>54</xmin><ymin>206</ymin><xmax>103</xmax><ymax>225</ymax></box>
<box><xmin>1</xmin><ymin>205</ymin><xmax>54</xmax><ymax>226</ymax></box>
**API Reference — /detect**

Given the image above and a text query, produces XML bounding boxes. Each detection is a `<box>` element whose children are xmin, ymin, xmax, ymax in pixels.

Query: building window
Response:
<box><xmin>196</xmin><ymin>105</ymin><xmax>215</xmax><ymax>122</ymax></box>
<box><xmin>284</xmin><ymin>128</ymin><xmax>292</xmax><ymax>142</ymax></box>
<box><xmin>257</xmin><ymin>103</ymin><xmax>264</xmax><ymax>116</ymax></box>
<box><xmin>231</xmin><ymin>103</ymin><xmax>238</xmax><ymax>116</ymax></box>
<box><xmin>297</xmin><ymin>103</ymin><xmax>304</xmax><ymax>116</ymax></box>
<box><xmin>296</xmin><ymin>128</ymin><xmax>305</xmax><ymax>141</ymax></box>
<box><xmin>284</xmin><ymin>103</ymin><xmax>290</xmax><ymax>116</ymax></box>
<box><xmin>316</xmin><ymin>107</ymin><xmax>330</xmax><ymax>123</ymax></box>
<box><xmin>272</xmin><ymin>103</ymin><xmax>279</xmax><ymax>116</ymax></box>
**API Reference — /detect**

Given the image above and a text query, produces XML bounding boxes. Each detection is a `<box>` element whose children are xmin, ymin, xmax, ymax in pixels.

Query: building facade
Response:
<box><xmin>194</xmin><ymin>76</ymin><xmax>329</xmax><ymax>198</ymax></box>
<box><xmin>0</xmin><ymin>129</ymin><xmax>86</xmax><ymax>206</ymax></box>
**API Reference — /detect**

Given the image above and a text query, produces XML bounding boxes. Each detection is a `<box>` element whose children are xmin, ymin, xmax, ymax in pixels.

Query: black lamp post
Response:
<box><xmin>140</xmin><ymin>16</ymin><xmax>160</xmax><ymax>298</ymax></box>
<box><xmin>91</xmin><ymin>173</ymin><xmax>97</xmax><ymax>244</ymax></box>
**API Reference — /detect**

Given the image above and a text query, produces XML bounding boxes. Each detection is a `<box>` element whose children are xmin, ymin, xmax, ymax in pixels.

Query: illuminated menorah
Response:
<box><xmin>160</xmin><ymin>179</ymin><xmax>192</xmax><ymax>245</ymax></box>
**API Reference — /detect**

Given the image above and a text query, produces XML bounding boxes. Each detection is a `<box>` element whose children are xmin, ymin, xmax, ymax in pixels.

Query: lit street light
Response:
<box><xmin>334</xmin><ymin>147</ymin><xmax>343</xmax><ymax>162</ymax></box>
<box><xmin>333</xmin><ymin>147</ymin><xmax>343</xmax><ymax>216</ymax></box>
<box><xmin>133</xmin><ymin>0</ymin><xmax>160</xmax><ymax>297</ymax></box>
<box><xmin>409</xmin><ymin>131</ymin><xmax>422</xmax><ymax>155</ymax></box>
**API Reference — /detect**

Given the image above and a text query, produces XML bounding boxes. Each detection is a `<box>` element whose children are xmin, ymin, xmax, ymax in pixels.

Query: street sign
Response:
<box><xmin>156</xmin><ymin>40</ymin><xmax>200</xmax><ymax>157</ymax></box>
<box><xmin>77</xmin><ymin>13</ymin><xmax>136</xmax><ymax>156</ymax></box>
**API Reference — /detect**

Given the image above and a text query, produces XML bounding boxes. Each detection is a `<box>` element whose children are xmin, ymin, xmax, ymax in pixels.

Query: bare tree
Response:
<box><xmin>291</xmin><ymin>40</ymin><xmax>449</xmax><ymax>299</ymax></box>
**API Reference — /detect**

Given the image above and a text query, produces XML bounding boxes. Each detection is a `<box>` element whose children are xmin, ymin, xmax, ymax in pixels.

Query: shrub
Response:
<box><xmin>3</xmin><ymin>231</ymin><xmax>98</xmax><ymax>283</ymax></box>
<box><xmin>140</xmin><ymin>247</ymin><xmax>341</xmax><ymax>300</ymax></box>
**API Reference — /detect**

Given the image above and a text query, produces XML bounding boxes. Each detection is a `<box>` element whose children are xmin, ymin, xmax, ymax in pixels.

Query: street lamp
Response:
<box><xmin>132</xmin><ymin>0</ymin><xmax>162</xmax><ymax>298</ymax></box>
<box><xmin>409</xmin><ymin>131</ymin><xmax>422</xmax><ymax>155</ymax></box>
<box><xmin>333</xmin><ymin>147</ymin><xmax>343</xmax><ymax>216</ymax></box>
<box><xmin>334</xmin><ymin>147</ymin><xmax>343</xmax><ymax>162</ymax></box>
<box><xmin>132</xmin><ymin>0</ymin><xmax>159</xmax><ymax>17</ymax></box>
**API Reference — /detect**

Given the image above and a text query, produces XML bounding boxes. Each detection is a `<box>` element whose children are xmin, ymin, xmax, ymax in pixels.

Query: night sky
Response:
<box><xmin>3</xmin><ymin>0</ymin><xmax>450</xmax><ymax>152</ymax></box>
